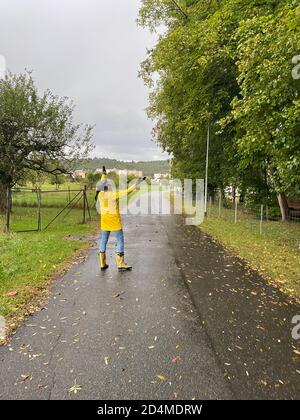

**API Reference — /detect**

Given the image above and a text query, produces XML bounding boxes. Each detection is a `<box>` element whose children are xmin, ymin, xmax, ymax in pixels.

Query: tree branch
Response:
<box><xmin>170</xmin><ymin>0</ymin><xmax>188</xmax><ymax>19</ymax></box>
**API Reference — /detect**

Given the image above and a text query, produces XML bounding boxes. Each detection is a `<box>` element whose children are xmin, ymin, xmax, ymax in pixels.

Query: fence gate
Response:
<box><xmin>5</xmin><ymin>186</ymin><xmax>91</xmax><ymax>233</ymax></box>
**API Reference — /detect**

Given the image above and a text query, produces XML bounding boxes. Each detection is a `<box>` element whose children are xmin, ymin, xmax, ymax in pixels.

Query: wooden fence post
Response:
<box><xmin>234</xmin><ymin>200</ymin><xmax>238</xmax><ymax>224</ymax></box>
<box><xmin>83</xmin><ymin>186</ymin><xmax>87</xmax><ymax>224</ymax></box>
<box><xmin>260</xmin><ymin>204</ymin><xmax>264</xmax><ymax>235</ymax></box>
<box><xmin>5</xmin><ymin>186</ymin><xmax>11</xmax><ymax>233</ymax></box>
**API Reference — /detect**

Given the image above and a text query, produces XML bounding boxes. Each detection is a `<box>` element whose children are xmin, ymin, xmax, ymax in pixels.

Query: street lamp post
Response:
<box><xmin>204</xmin><ymin>125</ymin><xmax>210</xmax><ymax>217</ymax></box>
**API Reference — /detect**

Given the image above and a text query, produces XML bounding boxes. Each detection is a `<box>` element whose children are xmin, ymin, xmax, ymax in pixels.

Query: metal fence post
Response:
<box><xmin>234</xmin><ymin>200</ymin><xmax>238</xmax><ymax>224</ymax></box>
<box><xmin>83</xmin><ymin>186</ymin><xmax>87</xmax><ymax>224</ymax></box>
<box><xmin>37</xmin><ymin>189</ymin><xmax>42</xmax><ymax>231</ymax></box>
<box><xmin>260</xmin><ymin>204</ymin><xmax>264</xmax><ymax>235</ymax></box>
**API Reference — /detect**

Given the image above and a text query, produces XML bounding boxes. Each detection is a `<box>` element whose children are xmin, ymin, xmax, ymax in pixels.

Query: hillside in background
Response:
<box><xmin>73</xmin><ymin>158</ymin><xmax>170</xmax><ymax>176</ymax></box>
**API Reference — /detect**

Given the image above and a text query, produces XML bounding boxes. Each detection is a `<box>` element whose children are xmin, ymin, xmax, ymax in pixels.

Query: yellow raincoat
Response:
<box><xmin>98</xmin><ymin>174</ymin><xmax>136</xmax><ymax>231</ymax></box>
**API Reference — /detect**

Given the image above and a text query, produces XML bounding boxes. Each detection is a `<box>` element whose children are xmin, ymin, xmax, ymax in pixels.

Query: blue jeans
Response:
<box><xmin>99</xmin><ymin>230</ymin><xmax>124</xmax><ymax>254</ymax></box>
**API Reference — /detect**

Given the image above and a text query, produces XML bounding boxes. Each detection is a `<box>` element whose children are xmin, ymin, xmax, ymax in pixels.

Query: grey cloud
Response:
<box><xmin>0</xmin><ymin>0</ymin><xmax>167</xmax><ymax>161</ymax></box>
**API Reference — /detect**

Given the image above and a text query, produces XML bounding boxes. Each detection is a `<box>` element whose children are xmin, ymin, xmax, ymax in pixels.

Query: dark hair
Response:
<box><xmin>104</xmin><ymin>186</ymin><xmax>109</xmax><ymax>192</ymax></box>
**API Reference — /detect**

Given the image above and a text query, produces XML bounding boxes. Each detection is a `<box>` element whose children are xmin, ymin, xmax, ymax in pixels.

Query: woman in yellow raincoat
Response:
<box><xmin>95</xmin><ymin>167</ymin><xmax>145</xmax><ymax>271</ymax></box>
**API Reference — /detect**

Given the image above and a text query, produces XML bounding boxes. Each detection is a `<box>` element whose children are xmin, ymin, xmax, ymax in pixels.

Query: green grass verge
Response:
<box><xmin>0</xmin><ymin>207</ymin><xmax>97</xmax><ymax>322</ymax></box>
<box><xmin>200</xmin><ymin>213</ymin><xmax>300</xmax><ymax>299</ymax></box>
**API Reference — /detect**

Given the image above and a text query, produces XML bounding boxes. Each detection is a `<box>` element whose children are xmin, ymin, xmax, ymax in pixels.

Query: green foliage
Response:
<box><xmin>86</xmin><ymin>172</ymin><xmax>99</xmax><ymax>188</ymax></box>
<box><xmin>0</xmin><ymin>71</ymin><xmax>93</xmax><ymax>191</ymax></box>
<box><xmin>138</xmin><ymin>0</ymin><xmax>300</xmax><ymax>213</ymax></box>
<box><xmin>228</xmin><ymin>2</ymin><xmax>300</xmax><ymax>196</ymax></box>
<box><xmin>49</xmin><ymin>174</ymin><xmax>65</xmax><ymax>188</ymax></box>
<box><xmin>25</xmin><ymin>170</ymin><xmax>47</xmax><ymax>189</ymax></box>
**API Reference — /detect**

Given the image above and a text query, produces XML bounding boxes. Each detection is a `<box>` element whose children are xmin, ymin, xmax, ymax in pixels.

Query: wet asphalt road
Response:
<box><xmin>0</xmin><ymin>214</ymin><xmax>233</xmax><ymax>400</ymax></box>
<box><xmin>0</xmin><ymin>209</ymin><xmax>300</xmax><ymax>400</ymax></box>
<box><xmin>164</xmin><ymin>216</ymin><xmax>300</xmax><ymax>400</ymax></box>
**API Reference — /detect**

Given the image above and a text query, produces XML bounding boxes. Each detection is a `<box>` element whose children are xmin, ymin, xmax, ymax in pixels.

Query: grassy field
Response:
<box><xmin>200</xmin><ymin>206</ymin><xmax>300</xmax><ymax>300</ymax></box>
<box><xmin>12</xmin><ymin>182</ymin><xmax>95</xmax><ymax>209</ymax></box>
<box><xmin>0</xmin><ymin>206</ymin><xmax>98</xmax><ymax>330</ymax></box>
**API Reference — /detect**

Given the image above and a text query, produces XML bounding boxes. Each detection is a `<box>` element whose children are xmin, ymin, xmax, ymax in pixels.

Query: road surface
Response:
<box><xmin>0</xmin><ymin>194</ymin><xmax>299</xmax><ymax>400</ymax></box>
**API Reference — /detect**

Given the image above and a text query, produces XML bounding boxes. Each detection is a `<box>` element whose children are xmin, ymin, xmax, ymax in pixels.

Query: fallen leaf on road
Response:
<box><xmin>69</xmin><ymin>381</ymin><xmax>82</xmax><ymax>394</ymax></box>
<box><xmin>157</xmin><ymin>374</ymin><xmax>166</xmax><ymax>381</ymax></box>
<box><xmin>104</xmin><ymin>357</ymin><xmax>109</xmax><ymax>366</ymax></box>
<box><xmin>260</xmin><ymin>380</ymin><xmax>268</xmax><ymax>386</ymax></box>
<box><xmin>113</xmin><ymin>292</ymin><xmax>125</xmax><ymax>299</ymax></box>
<box><xmin>293</xmin><ymin>349</ymin><xmax>300</xmax><ymax>356</ymax></box>
<box><xmin>172</xmin><ymin>356</ymin><xmax>181</xmax><ymax>364</ymax></box>
<box><xmin>20</xmin><ymin>374</ymin><xmax>31</xmax><ymax>382</ymax></box>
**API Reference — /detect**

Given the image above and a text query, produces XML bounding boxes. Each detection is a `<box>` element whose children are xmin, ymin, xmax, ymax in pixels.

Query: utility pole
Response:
<box><xmin>204</xmin><ymin>125</ymin><xmax>210</xmax><ymax>217</ymax></box>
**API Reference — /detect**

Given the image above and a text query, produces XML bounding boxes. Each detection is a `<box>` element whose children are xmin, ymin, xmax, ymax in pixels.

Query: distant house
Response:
<box><xmin>73</xmin><ymin>169</ymin><xmax>86</xmax><ymax>179</ymax></box>
<box><xmin>154</xmin><ymin>173</ymin><xmax>169</xmax><ymax>181</ymax></box>
<box><xmin>95</xmin><ymin>168</ymin><xmax>143</xmax><ymax>178</ymax></box>
<box><xmin>126</xmin><ymin>169</ymin><xmax>143</xmax><ymax>178</ymax></box>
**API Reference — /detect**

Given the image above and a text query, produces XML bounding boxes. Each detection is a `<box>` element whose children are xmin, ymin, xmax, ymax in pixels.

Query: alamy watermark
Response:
<box><xmin>292</xmin><ymin>55</ymin><xmax>300</xmax><ymax>80</ymax></box>
<box><xmin>96</xmin><ymin>176</ymin><xmax>205</xmax><ymax>226</ymax></box>
<box><xmin>292</xmin><ymin>315</ymin><xmax>300</xmax><ymax>340</ymax></box>
<box><xmin>0</xmin><ymin>316</ymin><xmax>6</xmax><ymax>341</ymax></box>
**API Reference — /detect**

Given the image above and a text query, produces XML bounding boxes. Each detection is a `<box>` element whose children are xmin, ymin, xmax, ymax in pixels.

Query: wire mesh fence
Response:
<box><xmin>0</xmin><ymin>186</ymin><xmax>97</xmax><ymax>233</ymax></box>
<box><xmin>205</xmin><ymin>194</ymin><xmax>300</xmax><ymax>252</ymax></box>
<box><xmin>207</xmin><ymin>196</ymin><xmax>300</xmax><ymax>225</ymax></box>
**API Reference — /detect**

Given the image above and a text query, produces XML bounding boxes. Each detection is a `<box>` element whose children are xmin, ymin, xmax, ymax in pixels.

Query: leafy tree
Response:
<box><xmin>26</xmin><ymin>170</ymin><xmax>47</xmax><ymax>189</ymax></box>
<box><xmin>226</xmin><ymin>1</ymin><xmax>300</xmax><ymax>219</ymax></box>
<box><xmin>0</xmin><ymin>71</ymin><xmax>93</xmax><ymax>216</ymax></box>
<box><xmin>49</xmin><ymin>174</ymin><xmax>65</xmax><ymax>190</ymax></box>
<box><xmin>86</xmin><ymin>172</ymin><xmax>99</xmax><ymax>189</ymax></box>
<box><xmin>138</xmin><ymin>0</ymin><xmax>299</xmax><ymax>220</ymax></box>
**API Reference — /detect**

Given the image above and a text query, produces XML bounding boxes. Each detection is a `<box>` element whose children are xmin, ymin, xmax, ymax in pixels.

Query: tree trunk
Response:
<box><xmin>5</xmin><ymin>187</ymin><xmax>12</xmax><ymax>232</ymax></box>
<box><xmin>0</xmin><ymin>183</ymin><xmax>6</xmax><ymax>213</ymax></box>
<box><xmin>277</xmin><ymin>192</ymin><xmax>289</xmax><ymax>222</ymax></box>
<box><xmin>0</xmin><ymin>183</ymin><xmax>13</xmax><ymax>232</ymax></box>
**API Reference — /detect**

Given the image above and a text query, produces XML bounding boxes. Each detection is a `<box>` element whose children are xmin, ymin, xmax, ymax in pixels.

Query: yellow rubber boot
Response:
<box><xmin>99</xmin><ymin>252</ymin><xmax>109</xmax><ymax>270</ymax></box>
<box><xmin>116</xmin><ymin>253</ymin><xmax>132</xmax><ymax>271</ymax></box>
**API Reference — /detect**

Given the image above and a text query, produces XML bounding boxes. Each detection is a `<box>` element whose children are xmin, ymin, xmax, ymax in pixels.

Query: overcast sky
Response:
<box><xmin>0</xmin><ymin>0</ymin><xmax>168</xmax><ymax>161</ymax></box>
